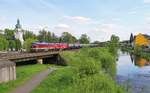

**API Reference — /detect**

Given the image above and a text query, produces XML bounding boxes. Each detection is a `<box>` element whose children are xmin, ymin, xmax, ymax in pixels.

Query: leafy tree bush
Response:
<box><xmin>23</xmin><ymin>38</ymin><xmax>37</xmax><ymax>51</ymax></box>
<box><xmin>80</xmin><ymin>48</ymin><xmax>116</xmax><ymax>77</ymax></box>
<box><xmin>60</xmin><ymin>32</ymin><xmax>77</xmax><ymax>43</ymax></box>
<box><xmin>23</xmin><ymin>31</ymin><xmax>37</xmax><ymax>41</ymax></box>
<box><xmin>79</xmin><ymin>34</ymin><xmax>90</xmax><ymax>44</ymax></box>
<box><xmin>56</xmin><ymin>48</ymin><xmax>125</xmax><ymax>93</ymax></box>
<box><xmin>15</xmin><ymin>39</ymin><xmax>22</xmax><ymax>51</ymax></box>
<box><xmin>107</xmin><ymin>35</ymin><xmax>120</xmax><ymax>56</ymax></box>
<box><xmin>73</xmin><ymin>73</ymin><xmax>125</xmax><ymax>93</ymax></box>
<box><xmin>0</xmin><ymin>36</ymin><xmax>8</xmax><ymax>51</ymax></box>
<box><xmin>133</xmin><ymin>45</ymin><xmax>143</xmax><ymax>57</ymax></box>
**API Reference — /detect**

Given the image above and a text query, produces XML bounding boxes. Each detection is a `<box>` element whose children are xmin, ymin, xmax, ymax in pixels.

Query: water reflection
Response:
<box><xmin>117</xmin><ymin>52</ymin><xmax>150</xmax><ymax>93</ymax></box>
<box><xmin>130</xmin><ymin>53</ymin><xmax>150</xmax><ymax>68</ymax></box>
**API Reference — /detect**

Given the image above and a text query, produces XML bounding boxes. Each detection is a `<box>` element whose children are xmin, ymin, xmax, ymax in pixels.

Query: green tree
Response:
<box><xmin>4</xmin><ymin>29</ymin><xmax>15</xmax><ymax>40</ymax></box>
<box><xmin>79</xmin><ymin>34</ymin><xmax>90</xmax><ymax>44</ymax></box>
<box><xmin>4</xmin><ymin>29</ymin><xmax>17</xmax><ymax>51</ymax></box>
<box><xmin>0</xmin><ymin>36</ymin><xmax>8</xmax><ymax>51</ymax></box>
<box><xmin>129</xmin><ymin>33</ymin><xmax>134</xmax><ymax>43</ymax></box>
<box><xmin>9</xmin><ymin>40</ymin><xmax>16</xmax><ymax>51</ymax></box>
<box><xmin>51</xmin><ymin>33</ymin><xmax>59</xmax><ymax>43</ymax></box>
<box><xmin>38</xmin><ymin>30</ymin><xmax>49</xmax><ymax>42</ymax></box>
<box><xmin>23</xmin><ymin>31</ymin><xmax>37</xmax><ymax>41</ymax></box>
<box><xmin>15</xmin><ymin>39</ymin><xmax>22</xmax><ymax>51</ymax></box>
<box><xmin>107</xmin><ymin>35</ymin><xmax>120</xmax><ymax>56</ymax></box>
<box><xmin>23</xmin><ymin>38</ymin><xmax>37</xmax><ymax>51</ymax></box>
<box><xmin>38</xmin><ymin>30</ymin><xmax>55</xmax><ymax>42</ymax></box>
<box><xmin>61</xmin><ymin>32</ymin><xmax>77</xmax><ymax>43</ymax></box>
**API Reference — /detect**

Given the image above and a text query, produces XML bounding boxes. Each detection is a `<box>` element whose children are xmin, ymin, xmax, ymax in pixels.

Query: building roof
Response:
<box><xmin>134</xmin><ymin>34</ymin><xmax>150</xmax><ymax>40</ymax></box>
<box><xmin>143</xmin><ymin>34</ymin><xmax>150</xmax><ymax>40</ymax></box>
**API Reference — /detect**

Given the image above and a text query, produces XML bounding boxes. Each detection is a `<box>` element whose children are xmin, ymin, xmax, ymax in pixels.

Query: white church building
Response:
<box><xmin>14</xmin><ymin>19</ymin><xmax>24</xmax><ymax>45</ymax></box>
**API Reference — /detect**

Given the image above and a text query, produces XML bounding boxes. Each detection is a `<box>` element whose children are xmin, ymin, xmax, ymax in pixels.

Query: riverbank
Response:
<box><xmin>31</xmin><ymin>48</ymin><xmax>126</xmax><ymax>93</ymax></box>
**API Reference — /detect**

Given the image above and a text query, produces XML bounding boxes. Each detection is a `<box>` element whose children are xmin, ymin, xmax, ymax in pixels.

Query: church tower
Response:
<box><xmin>14</xmin><ymin>19</ymin><xmax>24</xmax><ymax>45</ymax></box>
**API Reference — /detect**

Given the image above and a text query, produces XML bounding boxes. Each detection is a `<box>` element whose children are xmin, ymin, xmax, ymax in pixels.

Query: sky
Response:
<box><xmin>0</xmin><ymin>0</ymin><xmax>150</xmax><ymax>42</ymax></box>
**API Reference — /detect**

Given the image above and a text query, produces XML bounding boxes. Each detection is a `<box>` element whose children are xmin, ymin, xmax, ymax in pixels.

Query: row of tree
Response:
<box><xmin>0</xmin><ymin>29</ymin><xmax>90</xmax><ymax>51</ymax></box>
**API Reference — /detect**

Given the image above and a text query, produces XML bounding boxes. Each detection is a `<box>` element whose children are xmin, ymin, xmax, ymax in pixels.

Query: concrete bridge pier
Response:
<box><xmin>0</xmin><ymin>60</ymin><xmax>16</xmax><ymax>83</ymax></box>
<box><xmin>37</xmin><ymin>58</ymin><xmax>43</xmax><ymax>64</ymax></box>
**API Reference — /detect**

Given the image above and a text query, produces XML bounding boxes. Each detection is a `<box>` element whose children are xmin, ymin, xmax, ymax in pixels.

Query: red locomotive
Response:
<box><xmin>31</xmin><ymin>42</ymin><xmax>69</xmax><ymax>52</ymax></box>
<box><xmin>30</xmin><ymin>42</ymin><xmax>97</xmax><ymax>52</ymax></box>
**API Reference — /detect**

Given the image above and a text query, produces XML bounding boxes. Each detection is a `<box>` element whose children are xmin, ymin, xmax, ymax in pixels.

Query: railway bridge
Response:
<box><xmin>0</xmin><ymin>50</ymin><xmax>72</xmax><ymax>83</ymax></box>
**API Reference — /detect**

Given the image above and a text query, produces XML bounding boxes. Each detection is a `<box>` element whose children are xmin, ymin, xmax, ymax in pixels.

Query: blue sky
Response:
<box><xmin>0</xmin><ymin>0</ymin><xmax>150</xmax><ymax>41</ymax></box>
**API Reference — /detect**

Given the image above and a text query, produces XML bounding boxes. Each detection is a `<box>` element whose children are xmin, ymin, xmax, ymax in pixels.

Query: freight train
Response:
<box><xmin>30</xmin><ymin>42</ymin><xmax>97</xmax><ymax>52</ymax></box>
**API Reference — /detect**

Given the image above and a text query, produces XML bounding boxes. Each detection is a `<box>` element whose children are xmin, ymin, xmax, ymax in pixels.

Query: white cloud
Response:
<box><xmin>53</xmin><ymin>24</ymin><xmax>71</xmax><ymax>36</ymax></box>
<box><xmin>144</xmin><ymin>0</ymin><xmax>150</xmax><ymax>4</ymax></box>
<box><xmin>87</xmin><ymin>23</ymin><xmax>131</xmax><ymax>42</ymax></box>
<box><xmin>55</xmin><ymin>24</ymin><xmax>70</xmax><ymax>28</ymax></box>
<box><xmin>64</xmin><ymin>16</ymin><xmax>93</xmax><ymax>24</ymax></box>
<box><xmin>95</xmin><ymin>23</ymin><xmax>123</xmax><ymax>32</ymax></box>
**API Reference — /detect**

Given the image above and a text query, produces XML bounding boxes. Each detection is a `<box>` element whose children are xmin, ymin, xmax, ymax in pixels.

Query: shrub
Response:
<box><xmin>134</xmin><ymin>45</ymin><xmax>143</xmax><ymax>57</ymax></box>
<box><xmin>32</xmin><ymin>48</ymin><xmax>126</xmax><ymax>93</ymax></box>
<box><xmin>83</xmin><ymin>48</ymin><xmax>116</xmax><ymax>77</ymax></box>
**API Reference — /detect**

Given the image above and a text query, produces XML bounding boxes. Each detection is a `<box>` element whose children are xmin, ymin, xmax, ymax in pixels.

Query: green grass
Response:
<box><xmin>31</xmin><ymin>48</ymin><xmax>126</xmax><ymax>93</ymax></box>
<box><xmin>0</xmin><ymin>64</ymin><xmax>47</xmax><ymax>93</ymax></box>
<box><xmin>32</xmin><ymin>67</ymin><xmax>125</xmax><ymax>93</ymax></box>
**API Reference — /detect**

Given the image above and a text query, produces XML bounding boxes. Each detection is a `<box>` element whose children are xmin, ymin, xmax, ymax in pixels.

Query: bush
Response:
<box><xmin>73</xmin><ymin>73</ymin><xmax>125</xmax><ymax>93</ymax></box>
<box><xmin>81</xmin><ymin>48</ymin><xmax>116</xmax><ymax>77</ymax></box>
<box><xmin>134</xmin><ymin>45</ymin><xmax>143</xmax><ymax>57</ymax></box>
<box><xmin>32</xmin><ymin>48</ymin><xmax>126</xmax><ymax>93</ymax></box>
<box><xmin>23</xmin><ymin>38</ymin><xmax>37</xmax><ymax>51</ymax></box>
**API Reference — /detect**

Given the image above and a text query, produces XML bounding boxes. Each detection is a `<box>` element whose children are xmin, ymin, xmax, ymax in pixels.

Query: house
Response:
<box><xmin>134</xmin><ymin>33</ymin><xmax>150</xmax><ymax>48</ymax></box>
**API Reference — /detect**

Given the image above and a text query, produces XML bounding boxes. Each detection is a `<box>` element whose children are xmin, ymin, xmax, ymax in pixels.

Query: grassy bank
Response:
<box><xmin>31</xmin><ymin>48</ymin><xmax>126</xmax><ymax>93</ymax></box>
<box><xmin>0</xmin><ymin>64</ymin><xmax>47</xmax><ymax>93</ymax></box>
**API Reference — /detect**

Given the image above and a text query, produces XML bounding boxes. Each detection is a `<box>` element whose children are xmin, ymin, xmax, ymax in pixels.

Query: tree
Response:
<box><xmin>93</xmin><ymin>41</ymin><xmax>101</xmax><ymax>44</ymax></box>
<box><xmin>4</xmin><ymin>29</ymin><xmax>16</xmax><ymax>51</ymax></box>
<box><xmin>60</xmin><ymin>32</ymin><xmax>77</xmax><ymax>43</ymax></box>
<box><xmin>38</xmin><ymin>30</ymin><xmax>53</xmax><ymax>42</ymax></box>
<box><xmin>4</xmin><ymin>29</ymin><xmax>15</xmax><ymax>40</ymax></box>
<box><xmin>107</xmin><ymin>35</ymin><xmax>120</xmax><ymax>56</ymax></box>
<box><xmin>23</xmin><ymin>38</ymin><xmax>37</xmax><ymax>52</ymax></box>
<box><xmin>79</xmin><ymin>34</ymin><xmax>90</xmax><ymax>44</ymax></box>
<box><xmin>130</xmin><ymin>33</ymin><xmax>134</xmax><ymax>43</ymax></box>
<box><xmin>23</xmin><ymin>31</ymin><xmax>37</xmax><ymax>41</ymax></box>
<box><xmin>51</xmin><ymin>33</ymin><xmax>59</xmax><ymax>43</ymax></box>
<box><xmin>9</xmin><ymin>40</ymin><xmax>16</xmax><ymax>51</ymax></box>
<box><xmin>0</xmin><ymin>36</ymin><xmax>8</xmax><ymax>51</ymax></box>
<box><xmin>130</xmin><ymin>33</ymin><xmax>134</xmax><ymax>44</ymax></box>
<box><xmin>15</xmin><ymin>39</ymin><xmax>22</xmax><ymax>51</ymax></box>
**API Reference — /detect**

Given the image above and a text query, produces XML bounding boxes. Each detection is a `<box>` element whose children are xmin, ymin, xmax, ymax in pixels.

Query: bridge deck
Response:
<box><xmin>0</xmin><ymin>51</ymin><xmax>60</xmax><ymax>62</ymax></box>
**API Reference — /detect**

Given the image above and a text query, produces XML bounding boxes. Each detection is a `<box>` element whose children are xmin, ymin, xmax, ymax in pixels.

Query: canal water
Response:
<box><xmin>116</xmin><ymin>52</ymin><xmax>150</xmax><ymax>93</ymax></box>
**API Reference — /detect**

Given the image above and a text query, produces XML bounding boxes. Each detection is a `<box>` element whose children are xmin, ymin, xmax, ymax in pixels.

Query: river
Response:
<box><xmin>116</xmin><ymin>52</ymin><xmax>150</xmax><ymax>93</ymax></box>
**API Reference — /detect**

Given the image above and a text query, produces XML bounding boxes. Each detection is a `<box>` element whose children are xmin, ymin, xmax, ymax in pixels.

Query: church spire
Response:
<box><xmin>14</xmin><ymin>19</ymin><xmax>24</xmax><ymax>45</ymax></box>
<box><xmin>15</xmin><ymin>19</ymin><xmax>22</xmax><ymax>29</ymax></box>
